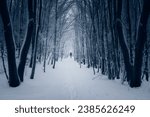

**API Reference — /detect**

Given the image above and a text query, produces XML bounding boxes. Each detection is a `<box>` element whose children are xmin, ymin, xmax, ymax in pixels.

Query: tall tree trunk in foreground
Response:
<box><xmin>0</xmin><ymin>0</ymin><xmax>20</xmax><ymax>87</ymax></box>
<box><xmin>131</xmin><ymin>0</ymin><xmax>150</xmax><ymax>87</ymax></box>
<box><xmin>116</xmin><ymin>0</ymin><xmax>150</xmax><ymax>87</ymax></box>
<box><xmin>116</xmin><ymin>0</ymin><xmax>133</xmax><ymax>86</ymax></box>
<box><xmin>18</xmin><ymin>0</ymin><xmax>34</xmax><ymax>82</ymax></box>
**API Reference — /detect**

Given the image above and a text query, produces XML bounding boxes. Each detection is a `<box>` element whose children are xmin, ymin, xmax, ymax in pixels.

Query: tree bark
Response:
<box><xmin>116</xmin><ymin>0</ymin><xmax>150</xmax><ymax>87</ymax></box>
<box><xmin>30</xmin><ymin>0</ymin><xmax>42</xmax><ymax>79</ymax></box>
<box><xmin>53</xmin><ymin>0</ymin><xmax>58</xmax><ymax>69</ymax></box>
<box><xmin>116</xmin><ymin>0</ymin><xmax>133</xmax><ymax>84</ymax></box>
<box><xmin>0</xmin><ymin>0</ymin><xmax>20</xmax><ymax>87</ymax></box>
<box><xmin>18</xmin><ymin>0</ymin><xmax>34</xmax><ymax>82</ymax></box>
<box><xmin>1</xmin><ymin>41</ymin><xmax>9</xmax><ymax>80</ymax></box>
<box><xmin>131</xmin><ymin>0</ymin><xmax>150</xmax><ymax>87</ymax></box>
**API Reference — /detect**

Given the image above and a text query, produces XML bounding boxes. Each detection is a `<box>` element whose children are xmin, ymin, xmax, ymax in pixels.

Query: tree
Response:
<box><xmin>0</xmin><ymin>0</ymin><xmax>20</xmax><ymax>87</ymax></box>
<box><xmin>30</xmin><ymin>0</ymin><xmax>42</xmax><ymax>79</ymax></box>
<box><xmin>116</xmin><ymin>0</ymin><xmax>150</xmax><ymax>87</ymax></box>
<box><xmin>131</xmin><ymin>0</ymin><xmax>150</xmax><ymax>87</ymax></box>
<box><xmin>18</xmin><ymin>0</ymin><xmax>34</xmax><ymax>82</ymax></box>
<box><xmin>52</xmin><ymin>0</ymin><xmax>58</xmax><ymax>69</ymax></box>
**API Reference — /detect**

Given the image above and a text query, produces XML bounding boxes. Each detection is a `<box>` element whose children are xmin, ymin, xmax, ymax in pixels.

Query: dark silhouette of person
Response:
<box><xmin>70</xmin><ymin>52</ymin><xmax>72</xmax><ymax>58</ymax></box>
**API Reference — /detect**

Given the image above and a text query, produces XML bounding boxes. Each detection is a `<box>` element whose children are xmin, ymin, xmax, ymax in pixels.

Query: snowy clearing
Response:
<box><xmin>0</xmin><ymin>58</ymin><xmax>150</xmax><ymax>100</ymax></box>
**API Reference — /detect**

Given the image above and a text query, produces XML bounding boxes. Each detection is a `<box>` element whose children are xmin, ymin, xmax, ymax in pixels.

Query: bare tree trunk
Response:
<box><xmin>53</xmin><ymin>0</ymin><xmax>58</xmax><ymax>69</ymax></box>
<box><xmin>30</xmin><ymin>0</ymin><xmax>42</xmax><ymax>79</ymax></box>
<box><xmin>43</xmin><ymin>38</ymin><xmax>48</xmax><ymax>72</ymax></box>
<box><xmin>18</xmin><ymin>0</ymin><xmax>34</xmax><ymax>82</ymax></box>
<box><xmin>116</xmin><ymin>0</ymin><xmax>133</xmax><ymax>85</ymax></box>
<box><xmin>0</xmin><ymin>41</ymin><xmax>9</xmax><ymax>80</ymax></box>
<box><xmin>116</xmin><ymin>0</ymin><xmax>150</xmax><ymax>87</ymax></box>
<box><xmin>29</xmin><ymin>25</ymin><xmax>36</xmax><ymax>68</ymax></box>
<box><xmin>131</xmin><ymin>0</ymin><xmax>150</xmax><ymax>87</ymax></box>
<box><xmin>143</xmin><ymin>42</ymin><xmax>149</xmax><ymax>81</ymax></box>
<box><xmin>0</xmin><ymin>0</ymin><xmax>20</xmax><ymax>87</ymax></box>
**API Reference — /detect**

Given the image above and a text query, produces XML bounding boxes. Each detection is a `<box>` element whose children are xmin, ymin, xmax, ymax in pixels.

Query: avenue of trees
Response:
<box><xmin>73</xmin><ymin>0</ymin><xmax>150</xmax><ymax>87</ymax></box>
<box><xmin>0</xmin><ymin>0</ymin><xmax>73</xmax><ymax>87</ymax></box>
<box><xmin>0</xmin><ymin>0</ymin><xmax>150</xmax><ymax>88</ymax></box>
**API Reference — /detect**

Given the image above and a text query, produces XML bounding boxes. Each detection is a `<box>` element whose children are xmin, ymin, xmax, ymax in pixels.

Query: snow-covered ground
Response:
<box><xmin>0</xmin><ymin>58</ymin><xmax>150</xmax><ymax>100</ymax></box>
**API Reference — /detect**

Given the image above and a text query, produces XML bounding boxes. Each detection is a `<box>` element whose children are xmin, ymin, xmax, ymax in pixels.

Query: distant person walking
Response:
<box><xmin>70</xmin><ymin>52</ymin><xmax>72</xmax><ymax>58</ymax></box>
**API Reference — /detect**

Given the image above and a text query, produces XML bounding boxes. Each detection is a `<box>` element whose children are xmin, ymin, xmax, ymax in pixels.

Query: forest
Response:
<box><xmin>0</xmin><ymin>0</ymin><xmax>150</xmax><ymax>93</ymax></box>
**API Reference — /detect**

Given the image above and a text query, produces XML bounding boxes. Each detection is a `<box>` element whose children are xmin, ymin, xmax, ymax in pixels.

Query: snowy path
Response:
<box><xmin>0</xmin><ymin>58</ymin><xmax>150</xmax><ymax>100</ymax></box>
